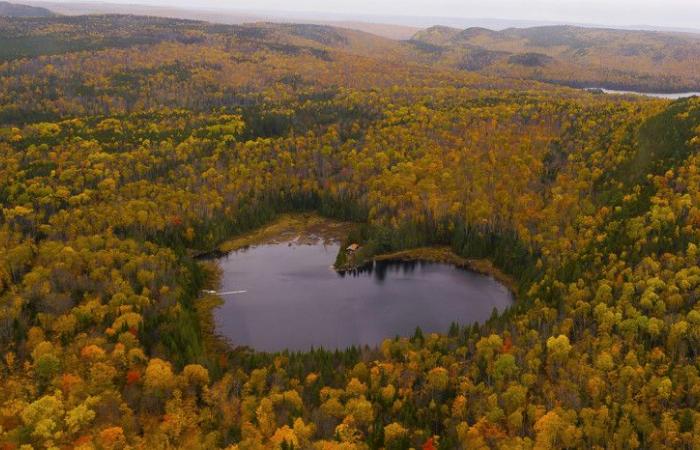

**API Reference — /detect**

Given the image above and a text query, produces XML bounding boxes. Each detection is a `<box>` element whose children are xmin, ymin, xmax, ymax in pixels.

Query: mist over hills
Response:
<box><xmin>20</xmin><ymin>0</ymin><xmax>700</xmax><ymax>39</ymax></box>
<box><xmin>0</xmin><ymin>0</ymin><xmax>54</xmax><ymax>16</ymax></box>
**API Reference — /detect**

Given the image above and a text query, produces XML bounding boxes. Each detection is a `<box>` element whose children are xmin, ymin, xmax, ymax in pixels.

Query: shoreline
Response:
<box><xmin>192</xmin><ymin>212</ymin><xmax>355</xmax><ymax>260</ymax></box>
<box><xmin>583</xmin><ymin>86</ymin><xmax>700</xmax><ymax>100</ymax></box>
<box><xmin>217</xmin><ymin>213</ymin><xmax>354</xmax><ymax>254</ymax></box>
<box><xmin>371</xmin><ymin>247</ymin><xmax>518</xmax><ymax>296</ymax></box>
<box><xmin>194</xmin><ymin>219</ymin><xmax>518</xmax><ymax>357</ymax></box>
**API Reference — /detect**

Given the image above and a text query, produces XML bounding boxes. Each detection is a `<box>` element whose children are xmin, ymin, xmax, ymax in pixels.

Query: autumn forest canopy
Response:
<box><xmin>1</xmin><ymin>12</ymin><xmax>700</xmax><ymax>449</ymax></box>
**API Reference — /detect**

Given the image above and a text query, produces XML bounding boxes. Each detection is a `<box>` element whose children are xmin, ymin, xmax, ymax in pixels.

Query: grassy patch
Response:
<box><xmin>217</xmin><ymin>212</ymin><xmax>356</xmax><ymax>253</ymax></box>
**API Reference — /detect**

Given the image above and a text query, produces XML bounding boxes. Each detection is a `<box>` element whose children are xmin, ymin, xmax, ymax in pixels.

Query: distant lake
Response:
<box><xmin>212</xmin><ymin>240</ymin><xmax>513</xmax><ymax>352</ymax></box>
<box><xmin>589</xmin><ymin>88</ymin><xmax>700</xmax><ymax>99</ymax></box>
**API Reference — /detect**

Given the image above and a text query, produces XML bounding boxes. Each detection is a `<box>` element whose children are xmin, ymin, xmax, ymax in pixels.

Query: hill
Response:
<box><xmin>410</xmin><ymin>24</ymin><xmax>700</xmax><ymax>92</ymax></box>
<box><xmin>0</xmin><ymin>14</ymin><xmax>416</xmax><ymax>64</ymax></box>
<box><xmin>22</xmin><ymin>1</ymin><xmax>420</xmax><ymax>39</ymax></box>
<box><xmin>0</xmin><ymin>1</ymin><xmax>53</xmax><ymax>17</ymax></box>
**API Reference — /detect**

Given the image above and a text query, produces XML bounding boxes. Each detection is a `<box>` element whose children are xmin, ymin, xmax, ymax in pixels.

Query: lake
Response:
<box><xmin>212</xmin><ymin>238</ymin><xmax>513</xmax><ymax>352</ymax></box>
<box><xmin>589</xmin><ymin>88</ymin><xmax>700</xmax><ymax>99</ymax></box>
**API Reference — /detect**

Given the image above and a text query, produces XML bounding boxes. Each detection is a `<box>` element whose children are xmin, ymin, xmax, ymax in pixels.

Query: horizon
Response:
<box><xmin>27</xmin><ymin>0</ymin><xmax>700</xmax><ymax>31</ymax></box>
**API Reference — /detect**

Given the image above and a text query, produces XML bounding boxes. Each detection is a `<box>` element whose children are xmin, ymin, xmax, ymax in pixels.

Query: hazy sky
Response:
<box><xmin>48</xmin><ymin>0</ymin><xmax>700</xmax><ymax>29</ymax></box>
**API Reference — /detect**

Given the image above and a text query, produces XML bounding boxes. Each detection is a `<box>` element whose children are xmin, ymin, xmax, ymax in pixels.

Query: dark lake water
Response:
<box><xmin>213</xmin><ymin>241</ymin><xmax>513</xmax><ymax>352</ymax></box>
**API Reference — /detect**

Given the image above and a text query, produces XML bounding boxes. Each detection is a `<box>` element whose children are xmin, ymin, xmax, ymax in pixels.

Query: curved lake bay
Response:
<box><xmin>213</xmin><ymin>238</ymin><xmax>513</xmax><ymax>352</ymax></box>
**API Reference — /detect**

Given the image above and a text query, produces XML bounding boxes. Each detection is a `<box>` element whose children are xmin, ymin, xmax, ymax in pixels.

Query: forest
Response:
<box><xmin>409</xmin><ymin>25</ymin><xmax>700</xmax><ymax>93</ymax></box>
<box><xmin>0</xmin><ymin>13</ymin><xmax>699</xmax><ymax>449</ymax></box>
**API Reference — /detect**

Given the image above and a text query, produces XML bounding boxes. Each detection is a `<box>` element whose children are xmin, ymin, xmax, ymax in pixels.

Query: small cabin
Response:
<box><xmin>346</xmin><ymin>243</ymin><xmax>360</xmax><ymax>253</ymax></box>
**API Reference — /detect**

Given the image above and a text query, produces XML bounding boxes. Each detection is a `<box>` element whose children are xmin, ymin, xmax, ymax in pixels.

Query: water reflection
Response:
<box><xmin>342</xmin><ymin>260</ymin><xmax>426</xmax><ymax>282</ymax></box>
<box><xmin>213</xmin><ymin>241</ymin><xmax>513</xmax><ymax>352</ymax></box>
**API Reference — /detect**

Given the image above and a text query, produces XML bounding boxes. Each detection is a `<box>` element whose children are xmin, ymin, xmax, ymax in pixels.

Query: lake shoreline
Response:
<box><xmin>202</xmin><ymin>213</ymin><xmax>518</xmax><ymax>296</ymax></box>
<box><xmin>196</xmin><ymin>214</ymin><xmax>515</xmax><ymax>352</ymax></box>
<box><xmin>217</xmin><ymin>213</ymin><xmax>355</xmax><ymax>254</ymax></box>
<box><xmin>209</xmin><ymin>239</ymin><xmax>514</xmax><ymax>352</ymax></box>
<box><xmin>192</xmin><ymin>212</ymin><xmax>356</xmax><ymax>260</ymax></box>
<box><xmin>371</xmin><ymin>247</ymin><xmax>518</xmax><ymax>295</ymax></box>
<box><xmin>584</xmin><ymin>87</ymin><xmax>700</xmax><ymax>99</ymax></box>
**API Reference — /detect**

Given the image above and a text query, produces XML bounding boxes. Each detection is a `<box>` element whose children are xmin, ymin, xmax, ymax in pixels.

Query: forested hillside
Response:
<box><xmin>0</xmin><ymin>2</ymin><xmax>54</xmax><ymax>18</ymax></box>
<box><xmin>0</xmin><ymin>14</ymin><xmax>699</xmax><ymax>449</ymax></box>
<box><xmin>410</xmin><ymin>25</ymin><xmax>700</xmax><ymax>93</ymax></box>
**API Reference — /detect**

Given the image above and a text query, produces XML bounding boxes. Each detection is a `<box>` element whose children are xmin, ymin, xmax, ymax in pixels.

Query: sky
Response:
<box><xmin>44</xmin><ymin>0</ymin><xmax>700</xmax><ymax>30</ymax></box>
